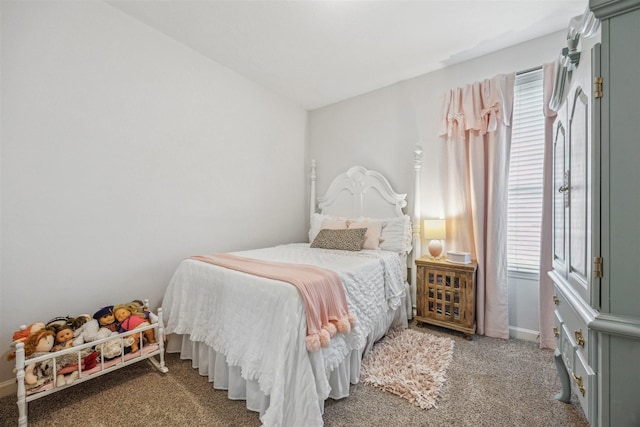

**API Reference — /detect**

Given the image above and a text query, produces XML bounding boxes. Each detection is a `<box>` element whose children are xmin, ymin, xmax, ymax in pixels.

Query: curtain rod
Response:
<box><xmin>517</xmin><ymin>65</ymin><xmax>543</xmax><ymax>76</ymax></box>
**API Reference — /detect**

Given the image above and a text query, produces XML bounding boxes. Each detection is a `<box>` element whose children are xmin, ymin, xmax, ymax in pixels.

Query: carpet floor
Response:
<box><xmin>0</xmin><ymin>321</ymin><xmax>589</xmax><ymax>427</ymax></box>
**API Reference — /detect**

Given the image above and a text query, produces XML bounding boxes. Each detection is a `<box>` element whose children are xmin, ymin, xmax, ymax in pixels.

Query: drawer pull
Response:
<box><xmin>553</xmin><ymin>295</ymin><xmax>559</xmax><ymax>305</ymax></box>
<box><xmin>553</xmin><ymin>327</ymin><xmax>559</xmax><ymax>338</ymax></box>
<box><xmin>572</xmin><ymin>373</ymin><xmax>586</xmax><ymax>396</ymax></box>
<box><xmin>574</xmin><ymin>329</ymin><xmax>585</xmax><ymax>347</ymax></box>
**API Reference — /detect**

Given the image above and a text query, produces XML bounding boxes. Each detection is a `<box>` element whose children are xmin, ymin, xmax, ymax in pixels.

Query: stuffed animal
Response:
<box><xmin>8</xmin><ymin>327</ymin><xmax>98</xmax><ymax>388</ymax></box>
<box><xmin>52</xmin><ymin>324</ymin><xmax>75</xmax><ymax>352</ymax></box>
<box><xmin>93</xmin><ymin>306</ymin><xmax>119</xmax><ymax>333</ymax></box>
<box><xmin>130</xmin><ymin>299</ymin><xmax>159</xmax><ymax>325</ymax></box>
<box><xmin>11</xmin><ymin>322</ymin><xmax>46</xmax><ymax>344</ymax></box>
<box><xmin>7</xmin><ymin>329</ymin><xmax>56</xmax><ymax>389</ymax></box>
<box><xmin>73</xmin><ymin>314</ymin><xmax>118</xmax><ymax>346</ymax></box>
<box><xmin>95</xmin><ymin>336</ymin><xmax>134</xmax><ymax>359</ymax></box>
<box><xmin>45</xmin><ymin>316</ymin><xmax>72</xmax><ymax>331</ymax></box>
<box><xmin>53</xmin><ymin>351</ymin><xmax>98</xmax><ymax>386</ymax></box>
<box><xmin>113</xmin><ymin>302</ymin><xmax>157</xmax><ymax>353</ymax></box>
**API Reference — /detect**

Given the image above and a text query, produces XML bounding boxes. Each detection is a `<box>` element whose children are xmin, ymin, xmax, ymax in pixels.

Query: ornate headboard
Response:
<box><xmin>309</xmin><ymin>145</ymin><xmax>423</xmax><ymax>317</ymax></box>
<box><xmin>315</xmin><ymin>165</ymin><xmax>407</xmax><ymax>219</ymax></box>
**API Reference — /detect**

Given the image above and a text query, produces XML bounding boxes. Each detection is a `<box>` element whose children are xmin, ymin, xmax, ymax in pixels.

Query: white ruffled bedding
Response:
<box><xmin>161</xmin><ymin>243</ymin><xmax>407</xmax><ymax>427</ymax></box>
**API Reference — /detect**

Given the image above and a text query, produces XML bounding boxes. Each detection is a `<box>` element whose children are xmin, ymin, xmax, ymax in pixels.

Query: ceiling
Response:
<box><xmin>107</xmin><ymin>0</ymin><xmax>587</xmax><ymax>110</ymax></box>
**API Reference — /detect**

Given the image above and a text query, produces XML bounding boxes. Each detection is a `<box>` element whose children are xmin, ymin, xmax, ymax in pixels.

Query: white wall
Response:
<box><xmin>0</xmin><ymin>0</ymin><xmax>307</xmax><ymax>384</ymax></box>
<box><xmin>309</xmin><ymin>30</ymin><xmax>567</xmax><ymax>339</ymax></box>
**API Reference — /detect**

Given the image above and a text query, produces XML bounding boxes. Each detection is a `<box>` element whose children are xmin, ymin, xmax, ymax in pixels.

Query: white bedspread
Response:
<box><xmin>162</xmin><ymin>243</ymin><xmax>406</xmax><ymax>427</ymax></box>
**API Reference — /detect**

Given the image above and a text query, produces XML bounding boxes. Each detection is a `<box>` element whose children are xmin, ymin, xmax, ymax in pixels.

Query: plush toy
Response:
<box><xmin>73</xmin><ymin>313</ymin><xmax>118</xmax><ymax>346</ymax></box>
<box><xmin>52</xmin><ymin>324</ymin><xmax>75</xmax><ymax>352</ymax></box>
<box><xmin>6</xmin><ymin>329</ymin><xmax>56</xmax><ymax>389</ymax></box>
<box><xmin>6</xmin><ymin>328</ymin><xmax>55</xmax><ymax>361</ymax></box>
<box><xmin>8</xmin><ymin>327</ymin><xmax>99</xmax><ymax>388</ymax></box>
<box><xmin>93</xmin><ymin>306</ymin><xmax>119</xmax><ymax>333</ymax></box>
<box><xmin>53</xmin><ymin>351</ymin><xmax>99</xmax><ymax>386</ymax></box>
<box><xmin>45</xmin><ymin>316</ymin><xmax>72</xmax><ymax>331</ymax></box>
<box><xmin>95</xmin><ymin>336</ymin><xmax>134</xmax><ymax>359</ymax></box>
<box><xmin>11</xmin><ymin>322</ymin><xmax>46</xmax><ymax>344</ymax></box>
<box><xmin>113</xmin><ymin>302</ymin><xmax>157</xmax><ymax>353</ymax></box>
<box><xmin>130</xmin><ymin>299</ymin><xmax>159</xmax><ymax>325</ymax></box>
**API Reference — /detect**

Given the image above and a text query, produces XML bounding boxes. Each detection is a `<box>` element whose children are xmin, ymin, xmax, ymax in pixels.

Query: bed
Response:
<box><xmin>162</xmin><ymin>148</ymin><xmax>423</xmax><ymax>427</ymax></box>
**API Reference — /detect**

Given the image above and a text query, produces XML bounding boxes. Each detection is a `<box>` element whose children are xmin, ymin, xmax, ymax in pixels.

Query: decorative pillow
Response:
<box><xmin>348</xmin><ymin>220</ymin><xmax>384</xmax><ymax>250</ymax></box>
<box><xmin>310</xmin><ymin>228</ymin><xmax>367</xmax><ymax>251</ymax></box>
<box><xmin>309</xmin><ymin>213</ymin><xmax>348</xmax><ymax>242</ymax></box>
<box><xmin>375</xmin><ymin>215</ymin><xmax>413</xmax><ymax>253</ymax></box>
<box><xmin>321</xmin><ymin>218</ymin><xmax>348</xmax><ymax>230</ymax></box>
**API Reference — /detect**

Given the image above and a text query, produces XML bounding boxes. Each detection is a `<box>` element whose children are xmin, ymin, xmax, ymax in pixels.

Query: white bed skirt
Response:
<box><xmin>165</xmin><ymin>289</ymin><xmax>408</xmax><ymax>424</ymax></box>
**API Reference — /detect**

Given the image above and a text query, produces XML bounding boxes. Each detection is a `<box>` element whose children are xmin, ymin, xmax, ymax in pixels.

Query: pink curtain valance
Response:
<box><xmin>438</xmin><ymin>74</ymin><xmax>514</xmax><ymax>139</ymax></box>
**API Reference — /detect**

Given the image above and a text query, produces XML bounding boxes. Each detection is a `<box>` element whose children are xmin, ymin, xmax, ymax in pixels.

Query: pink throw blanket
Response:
<box><xmin>191</xmin><ymin>253</ymin><xmax>355</xmax><ymax>352</ymax></box>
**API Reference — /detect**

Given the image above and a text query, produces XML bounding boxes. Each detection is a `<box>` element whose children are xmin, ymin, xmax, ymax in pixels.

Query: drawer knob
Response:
<box><xmin>574</xmin><ymin>329</ymin><xmax>585</xmax><ymax>347</ymax></box>
<box><xmin>572</xmin><ymin>373</ymin><xmax>586</xmax><ymax>396</ymax></box>
<box><xmin>553</xmin><ymin>295</ymin><xmax>560</xmax><ymax>305</ymax></box>
<box><xmin>553</xmin><ymin>327</ymin><xmax>559</xmax><ymax>338</ymax></box>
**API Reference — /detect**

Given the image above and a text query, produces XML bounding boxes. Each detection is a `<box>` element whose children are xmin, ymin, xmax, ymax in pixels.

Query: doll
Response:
<box><xmin>52</xmin><ymin>324</ymin><xmax>75</xmax><ymax>352</ymax></box>
<box><xmin>7</xmin><ymin>328</ymin><xmax>55</xmax><ymax>362</ymax></box>
<box><xmin>93</xmin><ymin>306</ymin><xmax>119</xmax><ymax>333</ymax></box>
<box><xmin>7</xmin><ymin>329</ymin><xmax>56</xmax><ymax>389</ymax></box>
<box><xmin>46</xmin><ymin>316</ymin><xmax>72</xmax><ymax>331</ymax></box>
<box><xmin>11</xmin><ymin>322</ymin><xmax>46</xmax><ymax>344</ymax></box>
<box><xmin>130</xmin><ymin>299</ymin><xmax>159</xmax><ymax>325</ymax></box>
<box><xmin>113</xmin><ymin>302</ymin><xmax>157</xmax><ymax>353</ymax></box>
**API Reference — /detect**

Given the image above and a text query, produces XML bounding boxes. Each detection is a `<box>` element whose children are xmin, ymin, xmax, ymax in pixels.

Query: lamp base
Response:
<box><xmin>427</xmin><ymin>240</ymin><xmax>443</xmax><ymax>259</ymax></box>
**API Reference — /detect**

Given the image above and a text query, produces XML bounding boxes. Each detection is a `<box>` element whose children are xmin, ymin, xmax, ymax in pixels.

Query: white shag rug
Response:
<box><xmin>360</xmin><ymin>328</ymin><xmax>455</xmax><ymax>410</ymax></box>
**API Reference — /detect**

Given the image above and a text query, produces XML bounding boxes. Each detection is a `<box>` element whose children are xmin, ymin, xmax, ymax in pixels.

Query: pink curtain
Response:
<box><xmin>439</xmin><ymin>74</ymin><xmax>515</xmax><ymax>339</ymax></box>
<box><xmin>538</xmin><ymin>62</ymin><xmax>558</xmax><ymax>349</ymax></box>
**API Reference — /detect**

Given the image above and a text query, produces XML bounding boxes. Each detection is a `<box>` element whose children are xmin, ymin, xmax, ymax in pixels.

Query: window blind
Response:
<box><xmin>507</xmin><ymin>68</ymin><xmax>544</xmax><ymax>274</ymax></box>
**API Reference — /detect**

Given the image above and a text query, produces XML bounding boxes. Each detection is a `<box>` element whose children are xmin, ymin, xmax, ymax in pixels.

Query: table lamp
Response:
<box><xmin>424</xmin><ymin>219</ymin><xmax>446</xmax><ymax>259</ymax></box>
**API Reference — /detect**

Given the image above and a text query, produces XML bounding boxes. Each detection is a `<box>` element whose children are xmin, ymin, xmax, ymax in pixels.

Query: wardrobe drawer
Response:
<box><xmin>572</xmin><ymin>349</ymin><xmax>595</xmax><ymax>423</ymax></box>
<box><xmin>560</xmin><ymin>323</ymin><xmax>577</xmax><ymax>373</ymax></box>
<box><xmin>553</xmin><ymin>309</ymin><xmax>564</xmax><ymax>348</ymax></box>
<box><xmin>554</xmin><ymin>289</ymin><xmax>589</xmax><ymax>358</ymax></box>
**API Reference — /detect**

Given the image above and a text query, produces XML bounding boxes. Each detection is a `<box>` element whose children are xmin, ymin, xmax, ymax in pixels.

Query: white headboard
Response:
<box><xmin>309</xmin><ymin>145</ymin><xmax>423</xmax><ymax>316</ymax></box>
<box><xmin>315</xmin><ymin>165</ymin><xmax>407</xmax><ymax>219</ymax></box>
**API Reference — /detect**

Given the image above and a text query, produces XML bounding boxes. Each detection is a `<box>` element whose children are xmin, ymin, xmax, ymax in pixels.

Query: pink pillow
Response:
<box><xmin>321</xmin><ymin>218</ymin><xmax>348</xmax><ymax>230</ymax></box>
<box><xmin>348</xmin><ymin>220</ymin><xmax>383</xmax><ymax>250</ymax></box>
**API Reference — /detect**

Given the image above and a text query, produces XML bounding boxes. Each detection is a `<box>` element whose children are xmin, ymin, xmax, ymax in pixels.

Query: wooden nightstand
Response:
<box><xmin>415</xmin><ymin>257</ymin><xmax>477</xmax><ymax>338</ymax></box>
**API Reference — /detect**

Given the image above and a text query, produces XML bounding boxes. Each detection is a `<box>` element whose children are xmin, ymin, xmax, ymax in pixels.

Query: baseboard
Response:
<box><xmin>0</xmin><ymin>378</ymin><xmax>17</xmax><ymax>398</ymax></box>
<box><xmin>509</xmin><ymin>326</ymin><xmax>540</xmax><ymax>342</ymax></box>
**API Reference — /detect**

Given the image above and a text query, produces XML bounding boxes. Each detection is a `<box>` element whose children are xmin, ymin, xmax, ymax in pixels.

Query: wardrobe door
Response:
<box><xmin>552</xmin><ymin>106</ymin><xmax>568</xmax><ymax>279</ymax></box>
<box><xmin>566</xmin><ymin>43</ymin><xmax>595</xmax><ymax>305</ymax></box>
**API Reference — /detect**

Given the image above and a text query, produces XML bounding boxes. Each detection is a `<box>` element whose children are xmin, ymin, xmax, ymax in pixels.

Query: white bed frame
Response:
<box><xmin>309</xmin><ymin>144</ymin><xmax>423</xmax><ymax>316</ymax></box>
<box><xmin>164</xmin><ymin>148</ymin><xmax>424</xmax><ymax>426</ymax></box>
<box><xmin>12</xmin><ymin>303</ymin><xmax>168</xmax><ymax>427</ymax></box>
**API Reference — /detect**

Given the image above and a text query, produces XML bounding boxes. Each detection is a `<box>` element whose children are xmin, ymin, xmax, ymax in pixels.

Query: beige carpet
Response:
<box><xmin>360</xmin><ymin>328</ymin><xmax>454</xmax><ymax>409</ymax></box>
<box><xmin>0</xmin><ymin>322</ymin><xmax>590</xmax><ymax>427</ymax></box>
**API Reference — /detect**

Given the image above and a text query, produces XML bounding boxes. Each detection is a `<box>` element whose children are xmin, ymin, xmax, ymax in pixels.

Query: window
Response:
<box><xmin>507</xmin><ymin>68</ymin><xmax>544</xmax><ymax>274</ymax></box>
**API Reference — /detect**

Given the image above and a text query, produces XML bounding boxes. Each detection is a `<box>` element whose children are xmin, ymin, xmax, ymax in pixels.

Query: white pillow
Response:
<box><xmin>348</xmin><ymin>219</ymin><xmax>383</xmax><ymax>250</ymax></box>
<box><xmin>376</xmin><ymin>215</ymin><xmax>413</xmax><ymax>253</ymax></box>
